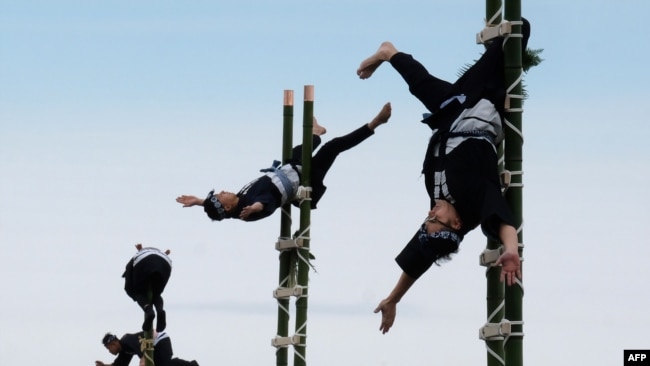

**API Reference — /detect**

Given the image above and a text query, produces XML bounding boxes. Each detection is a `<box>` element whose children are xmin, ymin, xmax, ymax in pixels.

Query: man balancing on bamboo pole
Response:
<box><xmin>356</xmin><ymin>18</ymin><xmax>530</xmax><ymax>333</ymax></box>
<box><xmin>176</xmin><ymin>103</ymin><xmax>391</xmax><ymax>222</ymax></box>
<box><xmin>122</xmin><ymin>244</ymin><xmax>172</xmax><ymax>332</ymax></box>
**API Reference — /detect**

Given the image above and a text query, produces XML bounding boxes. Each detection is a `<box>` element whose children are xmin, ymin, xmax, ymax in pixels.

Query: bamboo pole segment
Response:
<box><xmin>275</xmin><ymin>90</ymin><xmax>295</xmax><ymax>366</ymax></box>
<box><xmin>143</xmin><ymin>286</ymin><xmax>155</xmax><ymax>366</ymax></box>
<box><xmin>293</xmin><ymin>85</ymin><xmax>314</xmax><ymax>366</ymax></box>
<box><xmin>486</xmin><ymin>0</ymin><xmax>504</xmax><ymax>30</ymax></box>
<box><xmin>481</xmin><ymin>2</ymin><xmax>508</xmax><ymax>366</ymax></box>
<box><xmin>503</xmin><ymin>3</ymin><xmax>525</xmax><ymax>366</ymax></box>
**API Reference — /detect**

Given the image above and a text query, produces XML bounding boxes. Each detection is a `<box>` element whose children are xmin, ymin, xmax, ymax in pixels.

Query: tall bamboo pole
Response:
<box><xmin>483</xmin><ymin>2</ymin><xmax>507</xmax><ymax>366</ymax></box>
<box><xmin>275</xmin><ymin>90</ymin><xmax>295</xmax><ymax>366</ymax></box>
<box><xmin>502</xmin><ymin>2</ymin><xmax>524</xmax><ymax>366</ymax></box>
<box><xmin>293</xmin><ymin>85</ymin><xmax>314</xmax><ymax>366</ymax></box>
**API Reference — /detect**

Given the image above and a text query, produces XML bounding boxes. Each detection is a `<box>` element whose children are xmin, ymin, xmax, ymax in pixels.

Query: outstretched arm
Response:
<box><xmin>495</xmin><ymin>223</ymin><xmax>522</xmax><ymax>286</ymax></box>
<box><xmin>374</xmin><ymin>271</ymin><xmax>417</xmax><ymax>334</ymax></box>
<box><xmin>176</xmin><ymin>195</ymin><xmax>204</xmax><ymax>207</ymax></box>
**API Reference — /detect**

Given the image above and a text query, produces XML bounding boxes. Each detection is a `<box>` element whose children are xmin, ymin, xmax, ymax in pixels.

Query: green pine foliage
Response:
<box><xmin>522</xmin><ymin>47</ymin><xmax>543</xmax><ymax>73</ymax></box>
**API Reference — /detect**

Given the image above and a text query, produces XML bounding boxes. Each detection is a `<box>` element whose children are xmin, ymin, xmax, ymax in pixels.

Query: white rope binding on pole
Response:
<box><xmin>294</xmin><ymin>224</ymin><xmax>316</xmax><ymax>272</ymax></box>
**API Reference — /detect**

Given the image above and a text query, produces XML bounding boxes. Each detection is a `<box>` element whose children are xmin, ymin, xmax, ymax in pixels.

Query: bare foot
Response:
<box><xmin>312</xmin><ymin>116</ymin><xmax>327</xmax><ymax>136</ymax></box>
<box><xmin>357</xmin><ymin>42</ymin><xmax>399</xmax><ymax>80</ymax></box>
<box><xmin>368</xmin><ymin>102</ymin><xmax>392</xmax><ymax>130</ymax></box>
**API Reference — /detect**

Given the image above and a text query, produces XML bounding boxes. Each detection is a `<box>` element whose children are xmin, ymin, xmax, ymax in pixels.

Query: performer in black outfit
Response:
<box><xmin>176</xmin><ymin>103</ymin><xmax>391</xmax><ymax>221</ymax></box>
<box><xmin>123</xmin><ymin>244</ymin><xmax>172</xmax><ymax>332</ymax></box>
<box><xmin>96</xmin><ymin>331</ymin><xmax>198</xmax><ymax>366</ymax></box>
<box><xmin>356</xmin><ymin>18</ymin><xmax>531</xmax><ymax>333</ymax></box>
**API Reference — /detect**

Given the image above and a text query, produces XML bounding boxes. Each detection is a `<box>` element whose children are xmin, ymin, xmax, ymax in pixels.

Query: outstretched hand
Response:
<box><xmin>176</xmin><ymin>195</ymin><xmax>202</xmax><ymax>207</ymax></box>
<box><xmin>239</xmin><ymin>202</ymin><xmax>263</xmax><ymax>220</ymax></box>
<box><xmin>373</xmin><ymin>299</ymin><xmax>397</xmax><ymax>334</ymax></box>
<box><xmin>495</xmin><ymin>249</ymin><xmax>521</xmax><ymax>286</ymax></box>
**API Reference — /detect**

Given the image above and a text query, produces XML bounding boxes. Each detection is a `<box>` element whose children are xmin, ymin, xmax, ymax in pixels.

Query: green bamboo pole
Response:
<box><xmin>483</xmin><ymin>3</ymin><xmax>507</xmax><ymax>366</ymax></box>
<box><xmin>143</xmin><ymin>287</ymin><xmax>155</xmax><ymax>366</ymax></box>
<box><xmin>486</xmin><ymin>0</ymin><xmax>504</xmax><ymax>28</ymax></box>
<box><xmin>503</xmin><ymin>2</ymin><xmax>524</xmax><ymax>366</ymax></box>
<box><xmin>293</xmin><ymin>85</ymin><xmax>314</xmax><ymax>366</ymax></box>
<box><xmin>275</xmin><ymin>90</ymin><xmax>295</xmax><ymax>366</ymax></box>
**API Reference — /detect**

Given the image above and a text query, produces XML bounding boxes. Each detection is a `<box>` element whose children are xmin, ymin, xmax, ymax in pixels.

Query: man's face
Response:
<box><xmin>105</xmin><ymin>340</ymin><xmax>121</xmax><ymax>355</ymax></box>
<box><xmin>424</xmin><ymin>199</ymin><xmax>461</xmax><ymax>234</ymax></box>
<box><xmin>216</xmin><ymin>191</ymin><xmax>237</xmax><ymax>211</ymax></box>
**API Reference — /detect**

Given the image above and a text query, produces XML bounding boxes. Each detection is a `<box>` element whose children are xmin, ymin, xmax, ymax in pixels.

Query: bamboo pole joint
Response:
<box><xmin>476</xmin><ymin>21</ymin><xmax>512</xmax><ymax>44</ymax></box>
<box><xmin>295</xmin><ymin>186</ymin><xmax>312</xmax><ymax>200</ymax></box>
<box><xmin>271</xmin><ymin>335</ymin><xmax>302</xmax><ymax>348</ymax></box>
<box><xmin>479</xmin><ymin>321</ymin><xmax>512</xmax><ymax>340</ymax></box>
<box><xmin>275</xmin><ymin>237</ymin><xmax>306</xmax><ymax>251</ymax></box>
<box><xmin>273</xmin><ymin>286</ymin><xmax>305</xmax><ymax>299</ymax></box>
<box><xmin>479</xmin><ymin>247</ymin><xmax>504</xmax><ymax>267</ymax></box>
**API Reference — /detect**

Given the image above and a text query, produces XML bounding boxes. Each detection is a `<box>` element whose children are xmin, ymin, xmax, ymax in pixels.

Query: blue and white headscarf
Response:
<box><xmin>203</xmin><ymin>190</ymin><xmax>226</xmax><ymax>221</ymax></box>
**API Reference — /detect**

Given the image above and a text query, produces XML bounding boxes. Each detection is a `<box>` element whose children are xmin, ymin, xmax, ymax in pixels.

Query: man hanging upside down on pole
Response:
<box><xmin>176</xmin><ymin>103</ymin><xmax>392</xmax><ymax>222</ymax></box>
<box><xmin>356</xmin><ymin>18</ymin><xmax>530</xmax><ymax>333</ymax></box>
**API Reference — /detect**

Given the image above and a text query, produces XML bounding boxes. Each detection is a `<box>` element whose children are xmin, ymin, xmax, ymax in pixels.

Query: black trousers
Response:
<box><xmin>124</xmin><ymin>255</ymin><xmax>171</xmax><ymax>307</ymax></box>
<box><xmin>154</xmin><ymin>336</ymin><xmax>195</xmax><ymax>366</ymax></box>
<box><xmin>291</xmin><ymin>124</ymin><xmax>374</xmax><ymax>207</ymax></box>
<box><xmin>389</xmin><ymin>38</ymin><xmax>506</xmax><ymax>124</ymax></box>
<box><xmin>388</xmin><ymin>17</ymin><xmax>530</xmax><ymax>128</ymax></box>
<box><xmin>388</xmin><ymin>19</ymin><xmax>530</xmax><ymax>209</ymax></box>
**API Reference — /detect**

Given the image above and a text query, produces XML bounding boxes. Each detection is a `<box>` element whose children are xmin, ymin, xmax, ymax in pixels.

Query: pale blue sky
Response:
<box><xmin>1</xmin><ymin>1</ymin><xmax>649</xmax><ymax>366</ymax></box>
